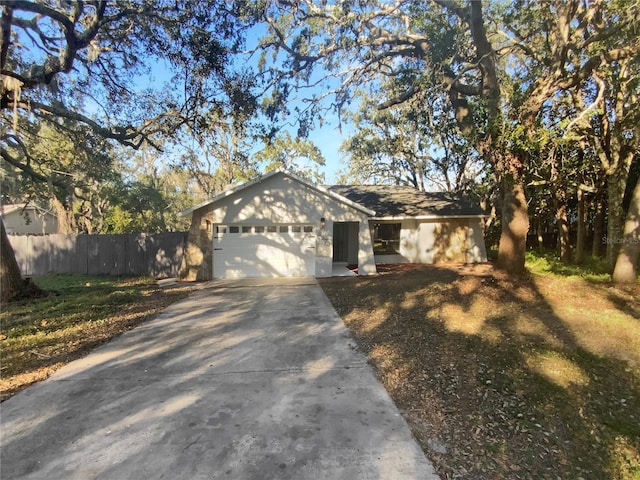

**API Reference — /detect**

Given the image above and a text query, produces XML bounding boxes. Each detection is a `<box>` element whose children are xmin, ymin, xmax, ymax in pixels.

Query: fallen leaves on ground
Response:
<box><xmin>0</xmin><ymin>275</ymin><xmax>193</xmax><ymax>401</ymax></box>
<box><xmin>320</xmin><ymin>264</ymin><xmax>640</xmax><ymax>480</ymax></box>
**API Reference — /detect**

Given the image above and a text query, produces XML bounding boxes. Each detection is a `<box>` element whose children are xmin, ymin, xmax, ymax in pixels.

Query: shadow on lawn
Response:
<box><xmin>0</xmin><ymin>283</ymin><xmax>428</xmax><ymax>480</ymax></box>
<box><xmin>0</xmin><ymin>281</ymin><xmax>191</xmax><ymax>400</ymax></box>
<box><xmin>604</xmin><ymin>289</ymin><xmax>640</xmax><ymax>321</ymax></box>
<box><xmin>320</xmin><ymin>265</ymin><xmax>640</xmax><ymax>480</ymax></box>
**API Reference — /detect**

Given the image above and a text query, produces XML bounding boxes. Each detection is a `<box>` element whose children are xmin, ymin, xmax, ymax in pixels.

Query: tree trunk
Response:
<box><xmin>592</xmin><ymin>195</ymin><xmax>605</xmax><ymax>257</ymax></box>
<box><xmin>575</xmin><ymin>187</ymin><xmax>586</xmax><ymax>264</ymax></box>
<box><xmin>52</xmin><ymin>197</ymin><xmax>76</xmax><ymax>233</ymax></box>
<box><xmin>536</xmin><ymin>220</ymin><xmax>544</xmax><ymax>252</ymax></box>
<box><xmin>0</xmin><ymin>219</ymin><xmax>22</xmax><ymax>304</ymax></box>
<box><xmin>606</xmin><ymin>173</ymin><xmax>628</xmax><ymax>271</ymax></box>
<box><xmin>554</xmin><ymin>187</ymin><xmax>571</xmax><ymax>263</ymax></box>
<box><xmin>496</xmin><ymin>178</ymin><xmax>529</xmax><ymax>274</ymax></box>
<box><xmin>612</xmin><ymin>178</ymin><xmax>640</xmax><ymax>283</ymax></box>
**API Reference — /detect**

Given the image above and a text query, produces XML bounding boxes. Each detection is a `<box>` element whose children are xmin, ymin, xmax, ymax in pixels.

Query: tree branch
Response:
<box><xmin>12</xmin><ymin>99</ymin><xmax>184</xmax><ymax>151</ymax></box>
<box><xmin>0</xmin><ymin>146</ymin><xmax>66</xmax><ymax>188</ymax></box>
<box><xmin>377</xmin><ymin>85</ymin><xmax>418</xmax><ymax>110</ymax></box>
<box><xmin>562</xmin><ymin>73</ymin><xmax>606</xmax><ymax>138</ymax></box>
<box><xmin>432</xmin><ymin>0</ymin><xmax>468</xmax><ymax>21</ymax></box>
<box><xmin>5</xmin><ymin>1</ymin><xmax>108</xmax><ymax>91</ymax></box>
<box><xmin>10</xmin><ymin>1</ymin><xmax>74</xmax><ymax>31</ymax></box>
<box><xmin>556</xmin><ymin>55</ymin><xmax>601</xmax><ymax>90</ymax></box>
<box><xmin>0</xmin><ymin>4</ymin><xmax>13</xmax><ymax>71</ymax></box>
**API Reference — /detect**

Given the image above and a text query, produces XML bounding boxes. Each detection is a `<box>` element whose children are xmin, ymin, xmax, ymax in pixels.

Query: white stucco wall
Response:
<box><xmin>2</xmin><ymin>209</ymin><xmax>58</xmax><ymax>235</ymax></box>
<box><xmin>373</xmin><ymin>217</ymin><xmax>487</xmax><ymax>265</ymax></box>
<box><xmin>466</xmin><ymin>218</ymin><xmax>488</xmax><ymax>262</ymax></box>
<box><xmin>205</xmin><ymin>173</ymin><xmax>376</xmax><ymax>277</ymax></box>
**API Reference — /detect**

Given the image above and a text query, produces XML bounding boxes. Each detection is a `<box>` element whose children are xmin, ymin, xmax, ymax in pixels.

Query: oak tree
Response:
<box><xmin>0</xmin><ymin>0</ymin><xmax>250</xmax><ymax>301</ymax></box>
<box><xmin>255</xmin><ymin>0</ymin><xmax>639</xmax><ymax>275</ymax></box>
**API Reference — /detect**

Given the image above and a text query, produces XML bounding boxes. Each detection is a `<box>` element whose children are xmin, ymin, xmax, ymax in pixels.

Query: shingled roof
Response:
<box><xmin>327</xmin><ymin>185</ymin><xmax>486</xmax><ymax>218</ymax></box>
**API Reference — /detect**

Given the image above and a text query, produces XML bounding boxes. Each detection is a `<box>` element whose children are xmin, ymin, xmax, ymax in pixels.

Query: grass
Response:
<box><xmin>0</xmin><ymin>274</ymin><xmax>192</xmax><ymax>401</ymax></box>
<box><xmin>2</xmin><ymin>257</ymin><xmax>637</xmax><ymax>478</ymax></box>
<box><xmin>525</xmin><ymin>250</ymin><xmax>612</xmax><ymax>281</ymax></box>
<box><xmin>319</xmin><ymin>260</ymin><xmax>640</xmax><ymax>480</ymax></box>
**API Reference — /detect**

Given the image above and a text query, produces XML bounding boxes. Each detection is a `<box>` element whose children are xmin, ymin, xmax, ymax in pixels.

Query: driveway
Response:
<box><xmin>1</xmin><ymin>279</ymin><xmax>439</xmax><ymax>480</ymax></box>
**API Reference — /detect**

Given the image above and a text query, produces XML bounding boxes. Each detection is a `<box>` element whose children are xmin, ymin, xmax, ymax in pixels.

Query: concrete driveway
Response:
<box><xmin>1</xmin><ymin>279</ymin><xmax>438</xmax><ymax>480</ymax></box>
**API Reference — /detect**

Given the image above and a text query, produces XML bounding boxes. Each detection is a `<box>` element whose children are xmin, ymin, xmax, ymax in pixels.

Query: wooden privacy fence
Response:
<box><xmin>9</xmin><ymin>232</ymin><xmax>188</xmax><ymax>277</ymax></box>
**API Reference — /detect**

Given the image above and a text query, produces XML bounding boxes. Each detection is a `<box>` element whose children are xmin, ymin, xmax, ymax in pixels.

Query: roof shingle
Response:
<box><xmin>327</xmin><ymin>185</ymin><xmax>485</xmax><ymax>218</ymax></box>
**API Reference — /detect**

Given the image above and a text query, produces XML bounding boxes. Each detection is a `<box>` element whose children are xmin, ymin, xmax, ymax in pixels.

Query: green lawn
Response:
<box><xmin>525</xmin><ymin>250</ymin><xmax>614</xmax><ymax>281</ymax></box>
<box><xmin>0</xmin><ymin>274</ymin><xmax>192</xmax><ymax>400</ymax></box>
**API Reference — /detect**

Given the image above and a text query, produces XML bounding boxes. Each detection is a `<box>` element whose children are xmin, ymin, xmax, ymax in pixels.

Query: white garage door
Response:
<box><xmin>213</xmin><ymin>224</ymin><xmax>316</xmax><ymax>279</ymax></box>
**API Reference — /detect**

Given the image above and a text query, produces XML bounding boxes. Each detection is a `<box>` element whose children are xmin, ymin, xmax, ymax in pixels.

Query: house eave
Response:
<box><xmin>371</xmin><ymin>214</ymin><xmax>487</xmax><ymax>221</ymax></box>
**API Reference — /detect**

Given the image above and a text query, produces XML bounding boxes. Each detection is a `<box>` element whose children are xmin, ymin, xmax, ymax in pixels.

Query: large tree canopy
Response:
<box><xmin>0</xmin><ymin>0</ymin><xmax>255</xmax><ymax>302</ymax></box>
<box><xmin>1</xmin><ymin>1</ymin><xmax>251</xmax><ymax>154</ymax></box>
<box><xmin>254</xmin><ymin>0</ymin><xmax>640</xmax><ymax>276</ymax></box>
<box><xmin>340</xmin><ymin>77</ymin><xmax>482</xmax><ymax>192</ymax></box>
<box><xmin>254</xmin><ymin>130</ymin><xmax>326</xmax><ymax>183</ymax></box>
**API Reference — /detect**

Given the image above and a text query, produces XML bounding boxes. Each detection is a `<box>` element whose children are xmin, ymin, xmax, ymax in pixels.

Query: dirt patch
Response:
<box><xmin>320</xmin><ymin>264</ymin><xmax>640</xmax><ymax>480</ymax></box>
<box><xmin>377</xmin><ymin>262</ymin><xmax>493</xmax><ymax>276</ymax></box>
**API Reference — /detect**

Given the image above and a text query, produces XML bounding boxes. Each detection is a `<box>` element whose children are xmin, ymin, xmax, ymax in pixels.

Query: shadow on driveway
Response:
<box><xmin>1</xmin><ymin>279</ymin><xmax>438</xmax><ymax>479</ymax></box>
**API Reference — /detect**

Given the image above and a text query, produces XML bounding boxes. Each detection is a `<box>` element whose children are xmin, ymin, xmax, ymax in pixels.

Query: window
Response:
<box><xmin>242</xmin><ymin>226</ymin><xmax>252</xmax><ymax>233</ymax></box>
<box><xmin>303</xmin><ymin>225</ymin><xmax>313</xmax><ymax>233</ymax></box>
<box><xmin>291</xmin><ymin>225</ymin><xmax>302</xmax><ymax>233</ymax></box>
<box><xmin>279</xmin><ymin>225</ymin><xmax>289</xmax><ymax>233</ymax></box>
<box><xmin>254</xmin><ymin>226</ymin><xmax>265</xmax><ymax>233</ymax></box>
<box><xmin>216</xmin><ymin>225</ymin><xmax>227</xmax><ymax>234</ymax></box>
<box><xmin>267</xmin><ymin>225</ymin><xmax>277</xmax><ymax>233</ymax></box>
<box><xmin>373</xmin><ymin>223</ymin><xmax>401</xmax><ymax>254</ymax></box>
<box><xmin>229</xmin><ymin>226</ymin><xmax>240</xmax><ymax>233</ymax></box>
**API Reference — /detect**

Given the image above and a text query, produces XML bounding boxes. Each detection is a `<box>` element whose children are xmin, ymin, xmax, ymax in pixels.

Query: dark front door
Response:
<box><xmin>333</xmin><ymin>222</ymin><xmax>349</xmax><ymax>262</ymax></box>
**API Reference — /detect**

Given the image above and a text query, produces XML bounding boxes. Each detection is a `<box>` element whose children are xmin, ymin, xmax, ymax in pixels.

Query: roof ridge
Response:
<box><xmin>180</xmin><ymin>170</ymin><xmax>377</xmax><ymax>217</ymax></box>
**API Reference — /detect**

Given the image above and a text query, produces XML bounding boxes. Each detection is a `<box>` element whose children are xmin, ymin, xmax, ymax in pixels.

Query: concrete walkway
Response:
<box><xmin>1</xmin><ymin>279</ymin><xmax>439</xmax><ymax>480</ymax></box>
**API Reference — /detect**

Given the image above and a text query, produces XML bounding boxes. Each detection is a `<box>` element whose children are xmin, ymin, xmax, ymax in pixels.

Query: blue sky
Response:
<box><xmin>239</xmin><ymin>27</ymin><xmax>354</xmax><ymax>184</ymax></box>
<box><xmin>12</xmin><ymin>6</ymin><xmax>354</xmax><ymax>186</ymax></box>
<box><xmin>147</xmin><ymin>55</ymin><xmax>351</xmax><ymax>184</ymax></box>
<box><xmin>307</xmin><ymin>120</ymin><xmax>351</xmax><ymax>183</ymax></box>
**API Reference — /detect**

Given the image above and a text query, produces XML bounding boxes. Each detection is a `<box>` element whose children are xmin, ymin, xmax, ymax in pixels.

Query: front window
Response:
<box><xmin>373</xmin><ymin>223</ymin><xmax>401</xmax><ymax>254</ymax></box>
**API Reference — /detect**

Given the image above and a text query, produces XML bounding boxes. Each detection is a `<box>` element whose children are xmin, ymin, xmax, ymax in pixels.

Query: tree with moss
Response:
<box><xmin>340</xmin><ymin>78</ymin><xmax>481</xmax><ymax>192</ymax></box>
<box><xmin>0</xmin><ymin>0</ymin><xmax>253</xmax><ymax>302</ymax></box>
<box><xmin>254</xmin><ymin>0</ymin><xmax>639</xmax><ymax>276</ymax></box>
<box><xmin>254</xmin><ymin>131</ymin><xmax>326</xmax><ymax>183</ymax></box>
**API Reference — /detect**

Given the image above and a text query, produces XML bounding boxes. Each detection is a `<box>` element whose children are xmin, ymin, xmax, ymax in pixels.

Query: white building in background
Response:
<box><xmin>1</xmin><ymin>203</ymin><xmax>58</xmax><ymax>234</ymax></box>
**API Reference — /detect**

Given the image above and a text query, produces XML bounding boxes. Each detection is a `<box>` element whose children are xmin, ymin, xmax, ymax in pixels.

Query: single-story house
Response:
<box><xmin>0</xmin><ymin>203</ymin><xmax>58</xmax><ymax>235</ymax></box>
<box><xmin>179</xmin><ymin>170</ymin><xmax>487</xmax><ymax>280</ymax></box>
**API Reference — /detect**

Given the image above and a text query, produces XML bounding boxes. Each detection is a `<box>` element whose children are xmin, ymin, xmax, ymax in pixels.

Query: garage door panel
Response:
<box><xmin>214</xmin><ymin>228</ymin><xmax>315</xmax><ymax>278</ymax></box>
